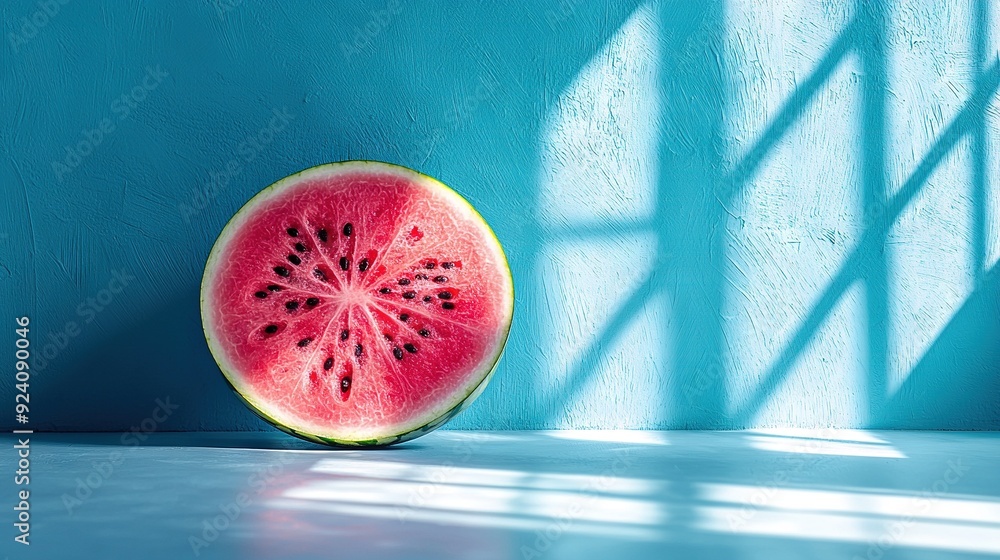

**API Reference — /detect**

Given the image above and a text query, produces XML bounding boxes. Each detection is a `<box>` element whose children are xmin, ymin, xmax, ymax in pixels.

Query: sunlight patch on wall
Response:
<box><xmin>987</xmin><ymin>8</ymin><xmax>1000</xmax><ymax>272</ymax></box>
<box><xmin>533</xmin><ymin>2</ymin><xmax>663</xmax><ymax>428</ymax></box>
<box><xmin>884</xmin><ymin>1</ymin><xmax>977</xmax><ymax>395</ymax></box>
<box><xmin>724</xmin><ymin>0</ymin><xmax>855</xmax><ymax>161</ymax></box>
<box><xmin>535</xmin><ymin>236</ymin><xmax>666</xmax><ymax>428</ymax></box>
<box><xmin>722</xmin><ymin>2</ymin><xmax>866</xmax><ymax>425</ymax></box>
<box><xmin>537</xmin><ymin>2</ymin><xmax>660</xmax><ymax>231</ymax></box>
<box><xmin>886</xmin><ymin>138</ymin><xmax>975</xmax><ymax>395</ymax></box>
<box><xmin>742</xmin><ymin>281</ymin><xmax>867</xmax><ymax>426</ymax></box>
<box><xmin>990</xmin><ymin>86</ymin><xmax>1000</xmax><ymax>271</ymax></box>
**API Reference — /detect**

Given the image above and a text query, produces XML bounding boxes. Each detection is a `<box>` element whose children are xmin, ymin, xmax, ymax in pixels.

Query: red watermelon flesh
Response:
<box><xmin>201</xmin><ymin>161</ymin><xmax>513</xmax><ymax>446</ymax></box>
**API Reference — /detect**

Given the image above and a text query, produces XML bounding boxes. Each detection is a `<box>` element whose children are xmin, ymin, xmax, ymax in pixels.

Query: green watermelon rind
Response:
<box><xmin>200</xmin><ymin>160</ymin><xmax>514</xmax><ymax>447</ymax></box>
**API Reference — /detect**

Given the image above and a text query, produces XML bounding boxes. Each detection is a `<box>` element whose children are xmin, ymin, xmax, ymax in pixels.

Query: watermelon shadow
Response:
<box><xmin>31</xmin><ymin>281</ymin><xmax>443</xmax><ymax>445</ymax></box>
<box><xmin>29</xmin><ymin>286</ymin><xmax>269</xmax><ymax>432</ymax></box>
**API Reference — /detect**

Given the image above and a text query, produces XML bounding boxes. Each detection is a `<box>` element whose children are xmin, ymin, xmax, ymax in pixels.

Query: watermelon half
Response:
<box><xmin>200</xmin><ymin>161</ymin><xmax>513</xmax><ymax>446</ymax></box>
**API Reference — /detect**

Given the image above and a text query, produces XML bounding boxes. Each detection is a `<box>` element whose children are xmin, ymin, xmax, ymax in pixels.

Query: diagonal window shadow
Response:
<box><xmin>721</xmin><ymin>17</ymin><xmax>859</xmax><ymax>199</ymax></box>
<box><xmin>541</xmin><ymin>17</ymin><xmax>859</xmax><ymax>242</ymax></box>
<box><xmin>536</xmin><ymin>1</ymin><xmax>1000</xmax><ymax>427</ymax></box>
<box><xmin>971</xmin><ymin>0</ymin><xmax>990</xmax><ymax>279</ymax></box>
<box><xmin>535</xmin><ymin>10</ymin><xmax>860</xmax><ymax>423</ymax></box>
<box><xmin>858</xmin><ymin>0</ymin><xmax>891</xmax><ymax>427</ymax></box>
<box><xmin>877</xmin><ymin>262</ymin><xmax>1000</xmax><ymax>428</ymax></box>
<box><xmin>730</xmin><ymin>58</ymin><xmax>1000</xmax><ymax>426</ymax></box>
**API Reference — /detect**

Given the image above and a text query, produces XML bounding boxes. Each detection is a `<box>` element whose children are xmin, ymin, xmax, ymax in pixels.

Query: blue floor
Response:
<box><xmin>4</xmin><ymin>430</ymin><xmax>1000</xmax><ymax>559</ymax></box>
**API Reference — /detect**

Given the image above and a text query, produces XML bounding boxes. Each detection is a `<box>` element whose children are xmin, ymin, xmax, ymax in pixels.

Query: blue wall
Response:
<box><xmin>2</xmin><ymin>1</ymin><xmax>998</xmax><ymax>431</ymax></box>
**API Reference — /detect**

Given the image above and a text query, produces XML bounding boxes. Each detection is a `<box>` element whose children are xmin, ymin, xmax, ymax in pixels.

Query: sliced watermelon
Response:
<box><xmin>200</xmin><ymin>161</ymin><xmax>513</xmax><ymax>446</ymax></box>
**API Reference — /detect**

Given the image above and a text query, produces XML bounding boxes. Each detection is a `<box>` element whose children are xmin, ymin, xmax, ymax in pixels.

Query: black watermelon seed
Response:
<box><xmin>286</xmin><ymin>300</ymin><xmax>299</xmax><ymax>311</ymax></box>
<box><xmin>404</xmin><ymin>343</ymin><xmax>417</xmax><ymax>354</ymax></box>
<box><xmin>264</xmin><ymin>324</ymin><xmax>279</xmax><ymax>334</ymax></box>
<box><xmin>339</xmin><ymin>257</ymin><xmax>349</xmax><ymax>271</ymax></box>
<box><xmin>341</xmin><ymin>376</ymin><xmax>351</xmax><ymax>392</ymax></box>
<box><xmin>384</xmin><ymin>333</ymin><xmax>393</xmax><ymax>341</ymax></box>
<box><xmin>393</xmin><ymin>347</ymin><xmax>404</xmax><ymax>360</ymax></box>
<box><xmin>295</xmin><ymin>242</ymin><xmax>307</xmax><ymax>252</ymax></box>
<box><xmin>358</xmin><ymin>258</ymin><xmax>369</xmax><ymax>272</ymax></box>
<box><xmin>324</xmin><ymin>357</ymin><xmax>334</xmax><ymax>370</ymax></box>
<box><xmin>317</xmin><ymin>229</ymin><xmax>328</xmax><ymax>242</ymax></box>
<box><xmin>313</xmin><ymin>268</ymin><xmax>327</xmax><ymax>281</ymax></box>
<box><xmin>433</xmin><ymin>276</ymin><xmax>448</xmax><ymax>283</ymax></box>
<box><xmin>354</xmin><ymin>344</ymin><xmax>363</xmax><ymax>357</ymax></box>
<box><xmin>305</xmin><ymin>297</ymin><xmax>319</xmax><ymax>307</ymax></box>
<box><xmin>286</xmin><ymin>227</ymin><xmax>298</xmax><ymax>237</ymax></box>
<box><xmin>442</xmin><ymin>302</ymin><xmax>455</xmax><ymax>310</ymax></box>
<box><xmin>340</xmin><ymin>329</ymin><xmax>349</xmax><ymax>341</ymax></box>
<box><xmin>379</xmin><ymin>287</ymin><xmax>391</xmax><ymax>294</ymax></box>
<box><xmin>274</xmin><ymin>266</ymin><xmax>290</xmax><ymax>277</ymax></box>
<box><xmin>442</xmin><ymin>262</ymin><xmax>454</xmax><ymax>269</ymax></box>
<box><xmin>398</xmin><ymin>278</ymin><xmax>410</xmax><ymax>286</ymax></box>
<box><xmin>415</xmin><ymin>274</ymin><xmax>428</xmax><ymax>280</ymax></box>
<box><xmin>399</xmin><ymin>314</ymin><xmax>409</xmax><ymax>322</ymax></box>
<box><xmin>297</xmin><ymin>337</ymin><xmax>312</xmax><ymax>347</ymax></box>
<box><xmin>287</xmin><ymin>254</ymin><xmax>301</xmax><ymax>266</ymax></box>
<box><xmin>423</xmin><ymin>295</ymin><xmax>432</xmax><ymax>302</ymax></box>
<box><xmin>267</xmin><ymin>284</ymin><xmax>281</xmax><ymax>291</ymax></box>
<box><xmin>418</xmin><ymin>329</ymin><xmax>430</xmax><ymax>337</ymax></box>
<box><xmin>402</xmin><ymin>291</ymin><xmax>416</xmax><ymax>299</ymax></box>
<box><xmin>343</xmin><ymin>223</ymin><xmax>353</xmax><ymax>236</ymax></box>
<box><xmin>425</xmin><ymin>262</ymin><xmax>436</xmax><ymax>269</ymax></box>
<box><xmin>254</xmin><ymin>291</ymin><xmax>268</xmax><ymax>299</ymax></box>
<box><xmin>438</xmin><ymin>291</ymin><xmax>452</xmax><ymax>300</ymax></box>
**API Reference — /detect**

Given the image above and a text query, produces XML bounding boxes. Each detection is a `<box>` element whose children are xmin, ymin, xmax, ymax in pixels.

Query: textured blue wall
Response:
<box><xmin>2</xmin><ymin>1</ymin><xmax>998</xmax><ymax>431</ymax></box>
